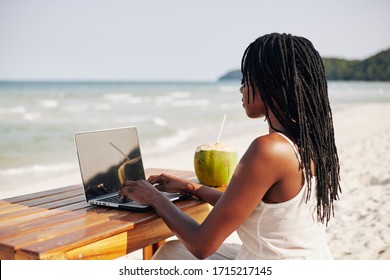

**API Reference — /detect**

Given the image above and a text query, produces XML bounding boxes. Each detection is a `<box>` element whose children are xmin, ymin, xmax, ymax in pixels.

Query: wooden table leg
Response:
<box><xmin>142</xmin><ymin>240</ymin><xmax>166</xmax><ymax>260</ymax></box>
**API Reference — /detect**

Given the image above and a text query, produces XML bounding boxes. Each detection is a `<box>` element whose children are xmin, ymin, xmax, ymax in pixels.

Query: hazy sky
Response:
<box><xmin>1</xmin><ymin>0</ymin><xmax>389</xmax><ymax>81</ymax></box>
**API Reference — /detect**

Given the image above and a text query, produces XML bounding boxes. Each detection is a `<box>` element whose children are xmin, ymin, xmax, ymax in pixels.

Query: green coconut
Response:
<box><xmin>194</xmin><ymin>142</ymin><xmax>238</xmax><ymax>187</ymax></box>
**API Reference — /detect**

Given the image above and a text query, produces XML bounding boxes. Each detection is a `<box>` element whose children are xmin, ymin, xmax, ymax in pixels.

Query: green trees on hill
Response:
<box><xmin>219</xmin><ymin>48</ymin><xmax>390</xmax><ymax>81</ymax></box>
<box><xmin>323</xmin><ymin>49</ymin><xmax>390</xmax><ymax>81</ymax></box>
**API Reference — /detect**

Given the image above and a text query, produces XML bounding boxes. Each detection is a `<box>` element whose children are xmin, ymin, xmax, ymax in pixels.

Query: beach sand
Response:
<box><xmin>2</xmin><ymin>102</ymin><xmax>390</xmax><ymax>260</ymax></box>
<box><xmin>326</xmin><ymin>103</ymin><xmax>390</xmax><ymax>260</ymax></box>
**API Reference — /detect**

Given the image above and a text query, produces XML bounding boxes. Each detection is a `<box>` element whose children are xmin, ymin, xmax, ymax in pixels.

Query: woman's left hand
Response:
<box><xmin>119</xmin><ymin>179</ymin><xmax>162</xmax><ymax>206</ymax></box>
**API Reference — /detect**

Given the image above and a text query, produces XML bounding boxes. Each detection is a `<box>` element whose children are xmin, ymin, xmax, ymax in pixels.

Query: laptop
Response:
<box><xmin>74</xmin><ymin>126</ymin><xmax>188</xmax><ymax>211</ymax></box>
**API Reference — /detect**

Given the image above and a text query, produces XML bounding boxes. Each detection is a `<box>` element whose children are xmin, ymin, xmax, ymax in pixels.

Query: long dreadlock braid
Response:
<box><xmin>241</xmin><ymin>33</ymin><xmax>341</xmax><ymax>224</ymax></box>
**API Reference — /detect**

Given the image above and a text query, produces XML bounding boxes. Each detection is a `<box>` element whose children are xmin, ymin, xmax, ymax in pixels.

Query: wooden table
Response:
<box><xmin>0</xmin><ymin>168</ymin><xmax>211</xmax><ymax>260</ymax></box>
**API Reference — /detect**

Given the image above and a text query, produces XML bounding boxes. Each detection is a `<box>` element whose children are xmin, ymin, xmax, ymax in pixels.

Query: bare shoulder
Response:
<box><xmin>241</xmin><ymin>133</ymin><xmax>300</xmax><ymax>180</ymax></box>
<box><xmin>246</xmin><ymin>133</ymin><xmax>295</xmax><ymax>161</ymax></box>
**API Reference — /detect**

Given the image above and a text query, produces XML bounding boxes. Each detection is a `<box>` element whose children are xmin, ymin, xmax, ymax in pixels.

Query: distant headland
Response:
<box><xmin>218</xmin><ymin>48</ymin><xmax>390</xmax><ymax>81</ymax></box>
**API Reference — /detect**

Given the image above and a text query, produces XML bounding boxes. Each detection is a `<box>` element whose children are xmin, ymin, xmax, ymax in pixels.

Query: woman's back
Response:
<box><xmin>235</xmin><ymin>133</ymin><xmax>333</xmax><ymax>259</ymax></box>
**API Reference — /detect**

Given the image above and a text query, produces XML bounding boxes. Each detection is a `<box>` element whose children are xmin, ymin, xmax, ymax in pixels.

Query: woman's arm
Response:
<box><xmin>120</xmin><ymin>135</ymin><xmax>285</xmax><ymax>259</ymax></box>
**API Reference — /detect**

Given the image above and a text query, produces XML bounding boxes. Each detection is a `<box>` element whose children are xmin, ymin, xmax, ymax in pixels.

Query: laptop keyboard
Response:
<box><xmin>99</xmin><ymin>195</ymin><xmax>133</xmax><ymax>204</ymax></box>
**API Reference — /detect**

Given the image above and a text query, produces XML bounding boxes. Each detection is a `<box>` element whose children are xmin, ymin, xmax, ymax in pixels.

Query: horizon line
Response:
<box><xmin>0</xmin><ymin>78</ymin><xmax>233</xmax><ymax>83</ymax></box>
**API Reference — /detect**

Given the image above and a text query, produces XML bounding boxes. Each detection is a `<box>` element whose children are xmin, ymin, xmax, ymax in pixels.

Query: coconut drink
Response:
<box><xmin>194</xmin><ymin>115</ymin><xmax>238</xmax><ymax>187</ymax></box>
<box><xmin>194</xmin><ymin>142</ymin><xmax>237</xmax><ymax>187</ymax></box>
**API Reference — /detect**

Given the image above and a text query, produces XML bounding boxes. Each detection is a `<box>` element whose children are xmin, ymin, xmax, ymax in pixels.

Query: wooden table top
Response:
<box><xmin>0</xmin><ymin>168</ymin><xmax>211</xmax><ymax>260</ymax></box>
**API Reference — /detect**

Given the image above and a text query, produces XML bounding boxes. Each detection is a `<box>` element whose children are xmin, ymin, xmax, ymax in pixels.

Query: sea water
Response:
<box><xmin>1</xmin><ymin>80</ymin><xmax>389</xmax><ymax>196</ymax></box>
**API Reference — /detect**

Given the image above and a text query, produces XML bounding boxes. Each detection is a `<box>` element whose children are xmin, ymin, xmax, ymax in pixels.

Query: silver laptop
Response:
<box><xmin>74</xmin><ymin>126</ymin><xmax>188</xmax><ymax>211</ymax></box>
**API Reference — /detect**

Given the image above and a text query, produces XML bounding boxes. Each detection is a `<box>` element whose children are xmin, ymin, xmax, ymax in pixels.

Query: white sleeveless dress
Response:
<box><xmin>235</xmin><ymin>133</ymin><xmax>333</xmax><ymax>259</ymax></box>
<box><xmin>152</xmin><ymin>133</ymin><xmax>333</xmax><ymax>260</ymax></box>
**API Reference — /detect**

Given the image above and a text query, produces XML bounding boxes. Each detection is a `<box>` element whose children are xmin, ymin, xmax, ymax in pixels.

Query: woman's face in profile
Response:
<box><xmin>240</xmin><ymin>83</ymin><xmax>266</xmax><ymax>119</ymax></box>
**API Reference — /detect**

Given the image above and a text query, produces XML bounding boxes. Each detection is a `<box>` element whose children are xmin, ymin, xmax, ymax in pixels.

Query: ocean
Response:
<box><xmin>1</xmin><ymin>80</ymin><xmax>390</xmax><ymax>196</ymax></box>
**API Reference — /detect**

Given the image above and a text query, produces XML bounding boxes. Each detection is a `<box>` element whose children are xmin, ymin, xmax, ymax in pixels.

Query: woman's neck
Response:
<box><xmin>266</xmin><ymin>112</ymin><xmax>285</xmax><ymax>134</ymax></box>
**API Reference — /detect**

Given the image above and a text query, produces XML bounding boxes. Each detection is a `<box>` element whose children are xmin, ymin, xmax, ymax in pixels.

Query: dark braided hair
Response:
<box><xmin>241</xmin><ymin>33</ymin><xmax>341</xmax><ymax>224</ymax></box>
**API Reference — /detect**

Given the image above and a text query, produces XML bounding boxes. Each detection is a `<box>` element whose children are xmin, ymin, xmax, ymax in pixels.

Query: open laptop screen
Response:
<box><xmin>74</xmin><ymin>127</ymin><xmax>145</xmax><ymax>201</ymax></box>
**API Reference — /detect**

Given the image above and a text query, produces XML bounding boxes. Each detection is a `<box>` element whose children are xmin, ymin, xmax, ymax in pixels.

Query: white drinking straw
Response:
<box><xmin>216</xmin><ymin>114</ymin><xmax>227</xmax><ymax>143</ymax></box>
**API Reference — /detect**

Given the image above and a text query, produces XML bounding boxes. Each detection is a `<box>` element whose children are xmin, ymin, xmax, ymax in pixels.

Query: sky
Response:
<box><xmin>0</xmin><ymin>0</ymin><xmax>389</xmax><ymax>81</ymax></box>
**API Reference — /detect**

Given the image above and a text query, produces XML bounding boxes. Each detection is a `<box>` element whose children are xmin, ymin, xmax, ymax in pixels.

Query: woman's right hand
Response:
<box><xmin>147</xmin><ymin>173</ymin><xmax>200</xmax><ymax>195</ymax></box>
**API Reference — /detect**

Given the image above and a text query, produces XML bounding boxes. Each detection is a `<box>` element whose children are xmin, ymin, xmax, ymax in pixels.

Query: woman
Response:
<box><xmin>120</xmin><ymin>33</ymin><xmax>341</xmax><ymax>260</ymax></box>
